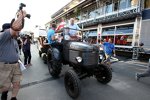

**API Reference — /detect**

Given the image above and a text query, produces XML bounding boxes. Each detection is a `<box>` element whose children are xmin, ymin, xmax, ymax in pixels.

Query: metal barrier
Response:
<box><xmin>132</xmin><ymin>47</ymin><xmax>139</xmax><ymax>60</ymax></box>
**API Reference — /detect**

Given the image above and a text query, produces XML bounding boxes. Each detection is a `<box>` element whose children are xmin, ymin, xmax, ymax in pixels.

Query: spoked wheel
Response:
<box><xmin>64</xmin><ymin>70</ymin><xmax>81</xmax><ymax>99</ymax></box>
<box><xmin>47</xmin><ymin>48</ymin><xmax>62</xmax><ymax>78</ymax></box>
<box><xmin>94</xmin><ymin>64</ymin><xmax>112</xmax><ymax>84</ymax></box>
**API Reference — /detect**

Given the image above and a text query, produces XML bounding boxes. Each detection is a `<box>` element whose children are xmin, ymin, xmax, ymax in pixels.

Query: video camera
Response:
<box><xmin>10</xmin><ymin>3</ymin><xmax>31</xmax><ymax>31</ymax></box>
<box><xmin>19</xmin><ymin>3</ymin><xmax>31</xmax><ymax>19</ymax></box>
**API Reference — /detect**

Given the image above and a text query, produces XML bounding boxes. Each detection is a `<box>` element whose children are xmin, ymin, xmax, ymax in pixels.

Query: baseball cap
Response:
<box><xmin>0</xmin><ymin>23</ymin><xmax>11</xmax><ymax>32</ymax></box>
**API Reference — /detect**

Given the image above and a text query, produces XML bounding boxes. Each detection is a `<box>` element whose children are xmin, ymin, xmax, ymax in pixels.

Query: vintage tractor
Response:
<box><xmin>47</xmin><ymin>28</ymin><xmax>112</xmax><ymax>98</ymax></box>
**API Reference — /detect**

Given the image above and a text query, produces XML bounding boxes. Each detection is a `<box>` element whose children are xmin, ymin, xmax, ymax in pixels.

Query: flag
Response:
<box><xmin>56</xmin><ymin>21</ymin><xmax>66</xmax><ymax>32</ymax></box>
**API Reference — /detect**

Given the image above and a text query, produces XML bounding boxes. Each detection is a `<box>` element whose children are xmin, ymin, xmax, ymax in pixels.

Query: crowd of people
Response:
<box><xmin>16</xmin><ymin>35</ymin><xmax>32</xmax><ymax>67</ymax></box>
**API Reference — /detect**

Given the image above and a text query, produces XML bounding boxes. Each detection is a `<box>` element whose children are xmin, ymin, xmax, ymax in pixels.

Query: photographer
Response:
<box><xmin>22</xmin><ymin>35</ymin><xmax>32</xmax><ymax>67</ymax></box>
<box><xmin>0</xmin><ymin>9</ymin><xmax>27</xmax><ymax>100</ymax></box>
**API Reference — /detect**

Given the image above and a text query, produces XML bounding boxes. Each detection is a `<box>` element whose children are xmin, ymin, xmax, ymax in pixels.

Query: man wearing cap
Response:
<box><xmin>0</xmin><ymin>10</ymin><xmax>26</xmax><ymax>100</ymax></box>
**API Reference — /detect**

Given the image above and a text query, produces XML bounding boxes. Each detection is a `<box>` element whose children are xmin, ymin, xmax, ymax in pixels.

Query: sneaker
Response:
<box><xmin>28</xmin><ymin>63</ymin><xmax>32</xmax><ymax>66</ymax></box>
<box><xmin>135</xmin><ymin>73</ymin><xmax>140</xmax><ymax>81</ymax></box>
<box><xmin>1</xmin><ymin>91</ymin><xmax>8</xmax><ymax>100</ymax></box>
<box><xmin>10</xmin><ymin>97</ymin><xmax>17</xmax><ymax>100</ymax></box>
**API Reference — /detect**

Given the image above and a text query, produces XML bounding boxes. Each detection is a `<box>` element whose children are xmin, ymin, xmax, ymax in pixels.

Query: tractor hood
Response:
<box><xmin>68</xmin><ymin>42</ymin><xmax>99</xmax><ymax>52</ymax></box>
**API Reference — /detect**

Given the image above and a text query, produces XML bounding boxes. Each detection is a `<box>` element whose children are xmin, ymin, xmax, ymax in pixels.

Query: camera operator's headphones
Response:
<box><xmin>10</xmin><ymin>3</ymin><xmax>30</xmax><ymax>31</ymax></box>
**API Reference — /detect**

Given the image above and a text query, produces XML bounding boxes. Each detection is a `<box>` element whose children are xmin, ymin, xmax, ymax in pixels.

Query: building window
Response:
<box><xmin>127</xmin><ymin>0</ymin><xmax>138</xmax><ymax>7</ymax></box>
<box><xmin>131</xmin><ymin>0</ymin><xmax>138</xmax><ymax>6</ymax></box>
<box><xmin>145</xmin><ymin>0</ymin><xmax>150</xmax><ymax>8</ymax></box>
<box><xmin>84</xmin><ymin>30</ymin><xmax>97</xmax><ymax>44</ymax></box>
<box><xmin>88</xmin><ymin>30</ymin><xmax>97</xmax><ymax>37</ymax></box>
<box><xmin>114</xmin><ymin>2</ymin><xmax>119</xmax><ymax>11</ymax></box>
<box><xmin>102</xmin><ymin>27</ymin><xmax>115</xmax><ymax>35</ymax></box>
<box><xmin>119</xmin><ymin>0</ymin><xmax>127</xmax><ymax>9</ymax></box>
<box><xmin>128</xmin><ymin>0</ymin><xmax>132</xmax><ymax>7</ymax></box>
<box><xmin>102</xmin><ymin>24</ymin><xmax>134</xmax><ymax>46</ymax></box>
<box><xmin>115</xmin><ymin>35</ymin><xmax>133</xmax><ymax>46</ymax></box>
<box><xmin>89</xmin><ymin>10</ymin><xmax>95</xmax><ymax>18</ymax></box>
<box><xmin>105</xmin><ymin>2</ymin><xmax>113</xmax><ymax>13</ymax></box>
<box><xmin>115</xmin><ymin>24</ymin><xmax>134</xmax><ymax>34</ymax></box>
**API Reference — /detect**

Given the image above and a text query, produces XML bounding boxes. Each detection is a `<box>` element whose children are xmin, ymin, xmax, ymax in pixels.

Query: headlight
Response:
<box><xmin>76</xmin><ymin>57</ymin><xmax>82</xmax><ymax>63</ymax></box>
<box><xmin>99</xmin><ymin>55</ymin><xmax>103</xmax><ymax>59</ymax></box>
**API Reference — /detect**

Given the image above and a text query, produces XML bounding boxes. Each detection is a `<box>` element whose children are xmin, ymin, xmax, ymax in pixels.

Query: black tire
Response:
<box><xmin>94</xmin><ymin>64</ymin><xmax>112</xmax><ymax>84</ymax></box>
<box><xmin>47</xmin><ymin>48</ymin><xmax>62</xmax><ymax>78</ymax></box>
<box><xmin>43</xmin><ymin>54</ymin><xmax>47</xmax><ymax>64</ymax></box>
<box><xmin>39</xmin><ymin>51</ymin><xmax>42</xmax><ymax>57</ymax></box>
<box><xmin>64</xmin><ymin>70</ymin><xmax>81</xmax><ymax>99</ymax></box>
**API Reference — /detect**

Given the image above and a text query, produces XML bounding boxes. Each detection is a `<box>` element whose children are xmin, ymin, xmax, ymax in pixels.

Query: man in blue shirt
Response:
<box><xmin>103</xmin><ymin>39</ymin><xmax>116</xmax><ymax>68</ymax></box>
<box><xmin>47</xmin><ymin>23</ymin><xmax>57</xmax><ymax>44</ymax></box>
<box><xmin>0</xmin><ymin>10</ymin><xmax>26</xmax><ymax>100</ymax></box>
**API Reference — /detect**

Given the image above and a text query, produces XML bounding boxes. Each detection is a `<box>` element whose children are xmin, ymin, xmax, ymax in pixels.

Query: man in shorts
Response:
<box><xmin>0</xmin><ymin>10</ymin><xmax>27</xmax><ymax>100</ymax></box>
<box><xmin>103</xmin><ymin>38</ymin><xmax>116</xmax><ymax>68</ymax></box>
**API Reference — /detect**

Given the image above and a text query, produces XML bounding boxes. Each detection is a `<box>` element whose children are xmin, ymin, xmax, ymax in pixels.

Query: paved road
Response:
<box><xmin>3</xmin><ymin>44</ymin><xmax>150</xmax><ymax>100</ymax></box>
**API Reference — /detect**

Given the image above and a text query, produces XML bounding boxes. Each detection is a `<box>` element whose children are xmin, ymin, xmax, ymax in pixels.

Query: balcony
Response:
<box><xmin>77</xmin><ymin>0</ymin><xmax>142</xmax><ymax>27</ymax></box>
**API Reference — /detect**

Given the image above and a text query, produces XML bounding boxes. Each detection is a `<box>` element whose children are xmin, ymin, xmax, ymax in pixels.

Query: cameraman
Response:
<box><xmin>0</xmin><ymin>10</ymin><xmax>26</xmax><ymax>100</ymax></box>
<box><xmin>22</xmin><ymin>35</ymin><xmax>32</xmax><ymax>67</ymax></box>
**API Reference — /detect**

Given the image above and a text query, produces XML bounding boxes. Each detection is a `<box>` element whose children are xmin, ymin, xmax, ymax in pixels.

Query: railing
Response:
<box><xmin>77</xmin><ymin>0</ymin><xmax>142</xmax><ymax>26</ymax></box>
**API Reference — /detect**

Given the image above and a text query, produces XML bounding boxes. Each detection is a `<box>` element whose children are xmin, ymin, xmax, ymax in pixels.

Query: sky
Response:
<box><xmin>0</xmin><ymin>0</ymin><xmax>71</xmax><ymax>31</ymax></box>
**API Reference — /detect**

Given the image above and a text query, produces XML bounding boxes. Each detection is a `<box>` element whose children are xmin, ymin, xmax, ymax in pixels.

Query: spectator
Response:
<box><xmin>103</xmin><ymin>39</ymin><xmax>106</xmax><ymax>42</ymax></box>
<box><xmin>98</xmin><ymin>39</ymin><xmax>104</xmax><ymax>50</ymax></box>
<box><xmin>0</xmin><ymin>10</ymin><xmax>26</xmax><ymax>100</ymax></box>
<box><xmin>139</xmin><ymin>42</ymin><xmax>145</xmax><ymax>52</ymax></box>
<box><xmin>135</xmin><ymin>61</ymin><xmax>150</xmax><ymax>81</ymax></box>
<box><xmin>135</xmin><ymin>43</ymin><xmax>150</xmax><ymax>81</ymax></box>
<box><xmin>103</xmin><ymin>38</ymin><xmax>116</xmax><ymax>68</ymax></box>
<box><xmin>22</xmin><ymin>35</ymin><xmax>32</xmax><ymax>67</ymax></box>
<box><xmin>17</xmin><ymin>37</ymin><xmax>22</xmax><ymax>55</ymax></box>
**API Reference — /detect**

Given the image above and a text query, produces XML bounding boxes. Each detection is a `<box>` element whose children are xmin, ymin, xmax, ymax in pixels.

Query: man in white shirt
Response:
<box><xmin>68</xmin><ymin>18</ymin><xmax>81</xmax><ymax>38</ymax></box>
